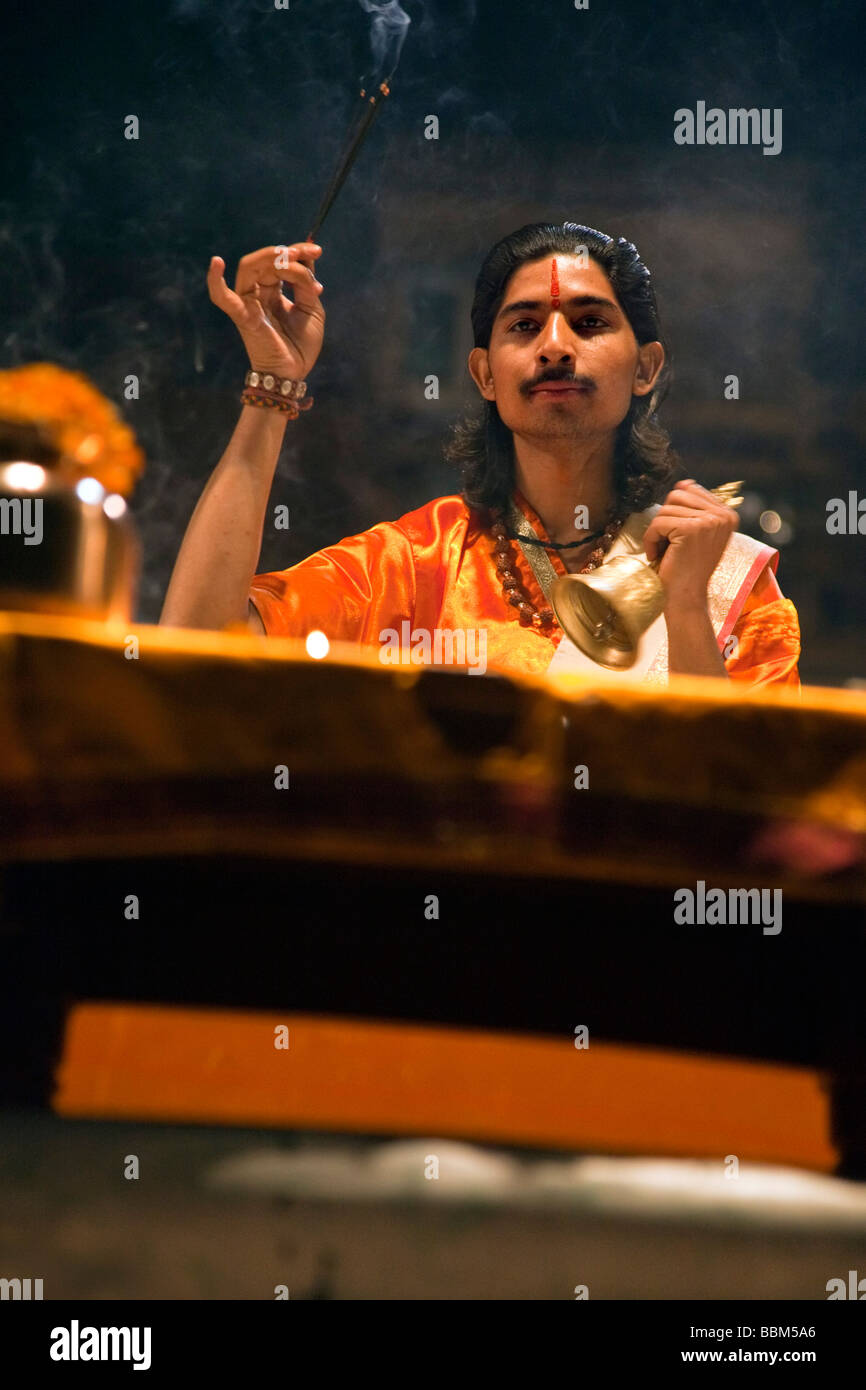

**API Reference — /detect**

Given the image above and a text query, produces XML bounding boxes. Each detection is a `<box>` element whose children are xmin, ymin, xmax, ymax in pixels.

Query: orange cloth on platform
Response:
<box><xmin>249</xmin><ymin>492</ymin><xmax>801</xmax><ymax>688</ymax></box>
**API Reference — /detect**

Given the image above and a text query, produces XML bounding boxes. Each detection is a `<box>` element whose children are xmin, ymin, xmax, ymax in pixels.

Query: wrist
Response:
<box><xmin>663</xmin><ymin>589</ymin><xmax>710</xmax><ymax>617</ymax></box>
<box><xmin>238</xmin><ymin>401</ymin><xmax>290</xmax><ymax>434</ymax></box>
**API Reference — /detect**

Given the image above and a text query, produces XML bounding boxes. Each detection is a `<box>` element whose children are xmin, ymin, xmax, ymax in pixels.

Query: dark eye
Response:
<box><xmin>578</xmin><ymin>316</ymin><xmax>606</xmax><ymax>329</ymax></box>
<box><xmin>509</xmin><ymin>319</ymin><xmax>538</xmax><ymax>332</ymax></box>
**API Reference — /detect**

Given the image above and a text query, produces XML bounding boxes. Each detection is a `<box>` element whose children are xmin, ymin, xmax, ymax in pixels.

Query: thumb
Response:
<box><xmin>643</xmin><ymin>521</ymin><xmax>671</xmax><ymax>565</ymax></box>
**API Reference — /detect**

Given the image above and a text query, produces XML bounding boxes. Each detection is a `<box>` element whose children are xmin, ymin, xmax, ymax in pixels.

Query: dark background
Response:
<box><xmin>2</xmin><ymin>0</ymin><xmax>864</xmax><ymax>684</ymax></box>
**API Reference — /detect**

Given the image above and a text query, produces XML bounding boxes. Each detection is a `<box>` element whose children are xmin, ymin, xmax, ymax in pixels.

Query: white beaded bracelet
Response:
<box><xmin>244</xmin><ymin>370</ymin><xmax>308</xmax><ymax>401</ymax></box>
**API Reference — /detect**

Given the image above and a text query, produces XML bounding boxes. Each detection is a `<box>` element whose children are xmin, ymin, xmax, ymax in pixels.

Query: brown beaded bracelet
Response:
<box><xmin>240</xmin><ymin>388</ymin><xmax>299</xmax><ymax>415</ymax></box>
<box><xmin>240</xmin><ymin>389</ymin><xmax>314</xmax><ymax>416</ymax></box>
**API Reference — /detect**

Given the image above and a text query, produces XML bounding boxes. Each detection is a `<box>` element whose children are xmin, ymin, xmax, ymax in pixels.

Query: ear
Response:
<box><xmin>468</xmin><ymin>346</ymin><xmax>496</xmax><ymax>401</ymax></box>
<box><xmin>632</xmin><ymin>341</ymin><xmax>665</xmax><ymax>398</ymax></box>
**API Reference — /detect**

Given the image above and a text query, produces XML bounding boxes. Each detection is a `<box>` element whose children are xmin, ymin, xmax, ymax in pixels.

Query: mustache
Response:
<box><xmin>521</xmin><ymin>368</ymin><xmax>596</xmax><ymax>396</ymax></box>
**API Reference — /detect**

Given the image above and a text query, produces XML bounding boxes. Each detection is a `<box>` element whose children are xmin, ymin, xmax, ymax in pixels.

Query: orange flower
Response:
<box><xmin>0</xmin><ymin>363</ymin><xmax>144</xmax><ymax>497</ymax></box>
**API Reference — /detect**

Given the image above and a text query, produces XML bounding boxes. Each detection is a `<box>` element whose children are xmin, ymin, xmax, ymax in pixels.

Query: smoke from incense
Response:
<box><xmin>359</xmin><ymin>0</ymin><xmax>411</xmax><ymax>84</ymax></box>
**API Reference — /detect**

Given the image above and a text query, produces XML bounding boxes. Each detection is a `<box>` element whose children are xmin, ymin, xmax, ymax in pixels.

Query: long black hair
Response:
<box><xmin>446</xmin><ymin>222</ymin><xmax>681</xmax><ymax>519</ymax></box>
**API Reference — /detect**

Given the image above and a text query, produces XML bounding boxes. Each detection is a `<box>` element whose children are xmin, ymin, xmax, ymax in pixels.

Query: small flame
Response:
<box><xmin>3</xmin><ymin>462</ymin><xmax>46</xmax><ymax>491</ymax></box>
<box><xmin>358</xmin><ymin>0</ymin><xmax>411</xmax><ymax>83</ymax></box>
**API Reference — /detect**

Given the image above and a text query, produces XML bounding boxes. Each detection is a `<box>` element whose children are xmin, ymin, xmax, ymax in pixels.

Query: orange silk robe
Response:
<box><xmin>249</xmin><ymin>491</ymin><xmax>801</xmax><ymax>689</ymax></box>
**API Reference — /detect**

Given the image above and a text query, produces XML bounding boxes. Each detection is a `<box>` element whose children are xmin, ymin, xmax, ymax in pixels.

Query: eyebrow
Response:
<box><xmin>496</xmin><ymin>294</ymin><xmax>620</xmax><ymax>319</ymax></box>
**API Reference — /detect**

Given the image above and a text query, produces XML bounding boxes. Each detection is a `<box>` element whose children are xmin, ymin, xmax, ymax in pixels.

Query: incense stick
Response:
<box><xmin>306</xmin><ymin>82</ymin><xmax>390</xmax><ymax>242</ymax></box>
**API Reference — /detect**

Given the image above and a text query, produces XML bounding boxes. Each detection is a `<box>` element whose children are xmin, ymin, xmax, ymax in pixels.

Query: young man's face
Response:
<box><xmin>468</xmin><ymin>253</ymin><xmax>664</xmax><ymax>444</ymax></box>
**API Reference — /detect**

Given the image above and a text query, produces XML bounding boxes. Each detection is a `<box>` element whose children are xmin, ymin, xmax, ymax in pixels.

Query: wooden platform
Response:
<box><xmin>0</xmin><ymin>610</ymin><xmax>863</xmax><ymax>1172</ymax></box>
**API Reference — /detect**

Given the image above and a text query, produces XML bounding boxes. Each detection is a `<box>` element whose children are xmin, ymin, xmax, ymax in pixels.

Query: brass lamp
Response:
<box><xmin>0</xmin><ymin>365</ymin><xmax>144</xmax><ymax>623</ymax></box>
<box><xmin>550</xmin><ymin>481</ymin><xmax>745</xmax><ymax>669</ymax></box>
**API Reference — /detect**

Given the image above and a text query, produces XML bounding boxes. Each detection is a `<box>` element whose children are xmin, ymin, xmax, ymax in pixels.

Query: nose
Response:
<box><xmin>535</xmin><ymin>311</ymin><xmax>575</xmax><ymax>365</ymax></box>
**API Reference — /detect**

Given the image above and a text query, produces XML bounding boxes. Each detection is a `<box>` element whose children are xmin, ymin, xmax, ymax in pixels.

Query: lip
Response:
<box><xmin>529</xmin><ymin>383</ymin><xmax>590</xmax><ymax>395</ymax></box>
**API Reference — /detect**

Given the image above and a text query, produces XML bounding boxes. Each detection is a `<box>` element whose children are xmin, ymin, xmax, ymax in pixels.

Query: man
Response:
<box><xmin>160</xmin><ymin>222</ymin><xmax>800</xmax><ymax>688</ymax></box>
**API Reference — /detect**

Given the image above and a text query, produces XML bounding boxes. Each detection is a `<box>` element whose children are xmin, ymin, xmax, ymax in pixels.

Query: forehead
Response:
<box><xmin>504</xmin><ymin>253</ymin><xmax>618</xmax><ymax>301</ymax></box>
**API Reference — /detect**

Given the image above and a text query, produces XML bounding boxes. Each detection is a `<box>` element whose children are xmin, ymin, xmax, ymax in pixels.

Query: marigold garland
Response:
<box><xmin>0</xmin><ymin>363</ymin><xmax>144</xmax><ymax>497</ymax></box>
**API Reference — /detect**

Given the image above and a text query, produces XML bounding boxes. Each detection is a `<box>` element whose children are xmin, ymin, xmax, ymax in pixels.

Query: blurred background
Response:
<box><xmin>1</xmin><ymin>0</ymin><xmax>864</xmax><ymax>684</ymax></box>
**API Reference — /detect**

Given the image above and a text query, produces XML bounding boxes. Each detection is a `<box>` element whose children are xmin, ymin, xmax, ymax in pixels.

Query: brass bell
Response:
<box><xmin>550</xmin><ymin>482</ymin><xmax>745</xmax><ymax>669</ymax></box>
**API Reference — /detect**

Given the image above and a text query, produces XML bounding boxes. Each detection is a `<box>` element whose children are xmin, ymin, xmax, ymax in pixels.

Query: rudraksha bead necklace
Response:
<box><xmin>489</xmin><ymin>504</ymin><xmax>627</xmax><ymax>629</ymax></box>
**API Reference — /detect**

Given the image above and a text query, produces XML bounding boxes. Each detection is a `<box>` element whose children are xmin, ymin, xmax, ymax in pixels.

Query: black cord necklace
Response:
<box><xmin>507</xmin><ymin>525</ymin><xmax>607</xmax><ymax>551</ymax></box>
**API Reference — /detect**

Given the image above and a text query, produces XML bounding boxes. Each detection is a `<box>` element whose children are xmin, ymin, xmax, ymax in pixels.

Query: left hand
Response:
<box><xmin>642</xmin><ymin>480</ymin><xmax>739</xmax><ymax>610</ymax></box>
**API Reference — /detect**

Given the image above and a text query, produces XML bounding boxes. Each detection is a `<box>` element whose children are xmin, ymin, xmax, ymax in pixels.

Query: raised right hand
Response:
<box><xmin>207</xmin><ymin>243</ymin><xmax>325</xmax><ymax>380</ymax></box>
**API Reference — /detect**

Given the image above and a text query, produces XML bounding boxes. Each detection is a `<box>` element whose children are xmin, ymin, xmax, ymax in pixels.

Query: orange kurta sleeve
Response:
<box><xmin>248</xmin><ymin>519</ymin><xmax>417</xmax><ymax>645</ymax></box>
<box><xmin>724</xmin><ymin>563</ymin><xmax>801</xmax><ymax>690</ymax></box>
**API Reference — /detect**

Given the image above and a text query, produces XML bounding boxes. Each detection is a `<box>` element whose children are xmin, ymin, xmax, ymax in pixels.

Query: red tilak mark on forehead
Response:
<box><xmin>550</xmin><ymin>257</ymin><xmax>561</xmax><ymax>309</ymax></box>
